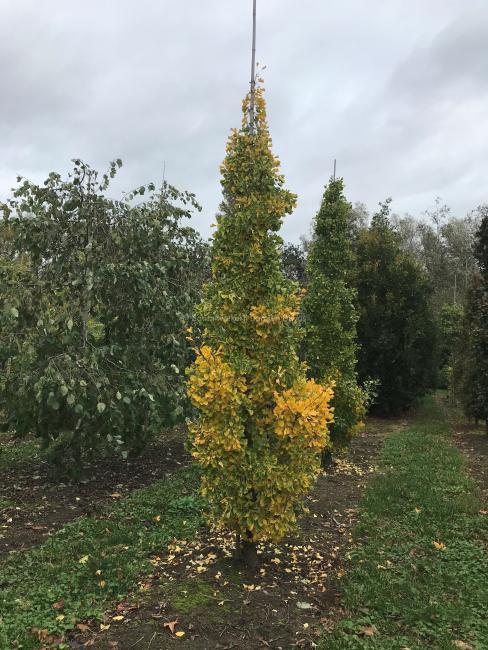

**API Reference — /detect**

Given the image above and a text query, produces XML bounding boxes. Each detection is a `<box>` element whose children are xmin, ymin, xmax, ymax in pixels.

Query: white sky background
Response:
<box><xmin>1</xmin><ymin>0</ymin><xmax>487</xmax><ymax>241</ymax></box>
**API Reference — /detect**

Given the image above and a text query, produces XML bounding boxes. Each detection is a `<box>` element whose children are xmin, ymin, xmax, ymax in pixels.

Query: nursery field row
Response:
<box><xmin>1</xmin><ymin>397</ymin><xmax>486</xmax><ymax>648</ymax></box>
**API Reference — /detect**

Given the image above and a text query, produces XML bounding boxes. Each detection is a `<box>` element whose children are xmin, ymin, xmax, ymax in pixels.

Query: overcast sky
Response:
<box><xmin>1</xmin><ymin>0</ymin><xmax>487</xmax><ymax>241</ymax></box>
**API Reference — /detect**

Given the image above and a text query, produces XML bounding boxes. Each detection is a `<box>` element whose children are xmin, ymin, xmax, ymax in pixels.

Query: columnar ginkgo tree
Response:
<box><xmin>187</xmin><ymin>86</ymin><xmax>334</xmax><ymax>564</ymax></box>
<box><xmin>302</xmin><ymin>178</ymin><xmax>365</xmax><ymax>459</ymax></box>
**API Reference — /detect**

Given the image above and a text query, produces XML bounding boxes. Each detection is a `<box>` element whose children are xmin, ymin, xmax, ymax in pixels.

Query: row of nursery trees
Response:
<box><xmin>1</xmin><ymin>86</ymin><xmax>487</xmax><ymax>558</ymax></box>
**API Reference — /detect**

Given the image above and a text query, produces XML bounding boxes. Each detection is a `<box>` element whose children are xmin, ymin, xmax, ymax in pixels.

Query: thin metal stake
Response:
<box><xmin>249</xmin><ymin>0</ymin><xmax>257</xmax><ymax>133</ymax></box>
<box><xmin>333</xmin><ymin>158</ymin><xmax>337</xmax><ymax>181</ymax></box>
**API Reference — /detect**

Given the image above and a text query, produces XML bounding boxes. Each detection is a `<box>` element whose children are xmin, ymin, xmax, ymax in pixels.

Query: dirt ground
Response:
<box><xmin>0</xmin><ymin>429</ymin><xmax>187</xmax><ymax>555</ymax></box>
<box><xmin>69</xmin><ymin>417</ymin><xmax>407</xmax><ymax>650</ymax></box>
<box><xmin>442</xmin><ymin>395</ymin><xmax>488</xmax><ymax>503</ymax></box>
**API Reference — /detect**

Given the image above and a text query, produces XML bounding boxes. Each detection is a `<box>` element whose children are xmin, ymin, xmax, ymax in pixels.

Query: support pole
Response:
<box><xmin>333</xmin><ymin>158</ymin><xmax>337</xmax><ymax>181</ymax></box>
<box><xmin>249</xmin><ymin>0</ymin><xmax>257</xmax><ymax>133</ymax></box>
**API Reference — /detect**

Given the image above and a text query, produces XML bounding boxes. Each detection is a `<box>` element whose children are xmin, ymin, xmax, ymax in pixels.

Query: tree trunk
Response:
<box><xmin>241</xmin><ymin>537</ymin><xmax>258</xmax><ymax>568</ymax></box>
<box><xmin>321</xmin><ymin>447</ymin><xmax>334</xmax><ymax>469</ymax></box>
<box><xmin>235</xmin><ymin>531</ymin><xmax>258</xmax><ymax>568</ymax></box>
<box><xmin>485</xmin><ymin>419</ymin><xmax>488</xmax><ymax>436</ymax></box>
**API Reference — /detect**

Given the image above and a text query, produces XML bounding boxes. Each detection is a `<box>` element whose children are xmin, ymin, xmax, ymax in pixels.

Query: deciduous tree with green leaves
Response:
<box><xmin>1</xmin><ymin>160</ymin><xmax>207</xmax><ymax>473</ymax></box>
<box><xmin>437</xmin><ymin>302</ymin><xmax>464</xmax><ymax>390</ymax></box>
<box><xmin>281</xmin><ymin>241</ymin><xmax>307</xmax><ymax>286</ymax></box>
<box><xmin>302</xmin><ymin>178</ymin><xmax>365</xmax><ymax>458</ymax></box>
<box><xmin>187</xmin><ymin>86</ymin><xmax>333</xmax><ymax>565</ymax></box>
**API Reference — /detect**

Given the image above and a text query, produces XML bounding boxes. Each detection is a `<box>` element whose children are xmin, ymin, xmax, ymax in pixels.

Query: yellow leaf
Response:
<box><xmin>112</xmin><ymin>615</ymin><xmax>124</xmax><ymax>621</ymax></box>
<box><xmin>175</xmin><ymin>631</ymin><xmax>185</xmax><ymax>638</ymax></box>
<box><xmin>78</xmin><ymin>555</ymin><xmax>90</xmax><ymax>564</ymax></box>
<box><xmin>433</xmin><ymin>541</ymin><xmax>446</xmax><ymax>550</ymax></box>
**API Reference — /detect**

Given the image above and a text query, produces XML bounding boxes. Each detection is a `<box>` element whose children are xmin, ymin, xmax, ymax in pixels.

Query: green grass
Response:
<box><xmin>168</xmin><ymin>577</ymin><xmax>217</xmax><ymax>614</ymax></box>
<box><xmin>0</xmin><ymin>433</ymin><xmax>41</xmax><ymax>471</ymax></box>
<box><xmin>321</xmin><ymin>396</ymin><xmax>488</xmax><ymax>650</ymax></box>
<box><xmin>0</xmin><ymin>465</ymin><xmax>204</xmax><ymax>648</ymax></box>
<box><xmin>165</xmin><ymin>576</ymin><xmax>234</xmax><ymax>619</ymax></box>
<box><xmin>0</xmin><ymin>495</ymin><xmax>13</xmax><ymax>512</ymax></box>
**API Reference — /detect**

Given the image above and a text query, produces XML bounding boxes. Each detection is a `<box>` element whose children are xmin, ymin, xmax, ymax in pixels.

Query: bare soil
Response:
<box><xmin>0</xmin><ymin>429</ymin><xmax>187</xmax><ymax>556</ymax></box>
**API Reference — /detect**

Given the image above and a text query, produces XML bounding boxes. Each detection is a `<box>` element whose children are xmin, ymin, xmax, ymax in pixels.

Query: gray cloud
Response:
<box><xmin>1</xmin><ymin>0</ymin><xmax>487</xmax><ymax>241</ymax></box>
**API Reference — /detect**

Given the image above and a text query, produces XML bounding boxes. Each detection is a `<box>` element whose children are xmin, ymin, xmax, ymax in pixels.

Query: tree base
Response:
<box><xmin>241</xmin><ymin>539</ymin><xmax>258</xmax><ymax>568</ymax></box>
<box><xmin>235</xmin><ymin>534</ymin><xmax>258</xmax><ymax>568</ymax></box>
<box><xmin>321</xmin><ymin>448</ymin><xmax>334</xmax><ymax>469</ymax></box>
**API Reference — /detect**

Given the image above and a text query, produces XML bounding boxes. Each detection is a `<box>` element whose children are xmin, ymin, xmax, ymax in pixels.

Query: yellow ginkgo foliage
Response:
<box><xmin>187</xmin><ymin>84</ymin><xmax>334</xmax><ymax>563</ymax></box>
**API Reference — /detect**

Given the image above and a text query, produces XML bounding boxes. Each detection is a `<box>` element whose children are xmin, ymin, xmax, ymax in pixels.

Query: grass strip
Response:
<box><xmin>321</xmin><ymin>396</ymin><xmax>488</xmax><ymax>650</ymax></box>
<box><xmin>0</xmin><ymin>433</ymin><xmax>41</xmax><ymax>472</ymax></box>
<box><xmin>0</xmin><ymin>465</ymin><xmax>204</xmax><ymax>648</ymax></box>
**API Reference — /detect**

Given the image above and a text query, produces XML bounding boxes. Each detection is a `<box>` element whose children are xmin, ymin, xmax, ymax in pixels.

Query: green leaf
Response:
<box><xmin>97</xmin><ymin>402</ymin><xmax>106</xmax><ymax>414</ymax></box>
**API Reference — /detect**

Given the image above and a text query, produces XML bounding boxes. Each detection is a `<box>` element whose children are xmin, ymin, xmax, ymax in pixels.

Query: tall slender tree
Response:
<box><xmin>302</xmin><ymin>178</ymin><xmax>365</xmax><ymax>458</ymax></box>
<box><xmin>187</xmin><ymin>87</ymin><xmax>333</xmax><ymax>565</ymax></box>
<box><xmin>356</xmin><ymin>201</ymin><xmax>437</xmax><ymax>414</ymax></box>
<box><xmin>456</xmin><ymin>212</ymin><xmax>488</xmax><ymax>432</ymax></box>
